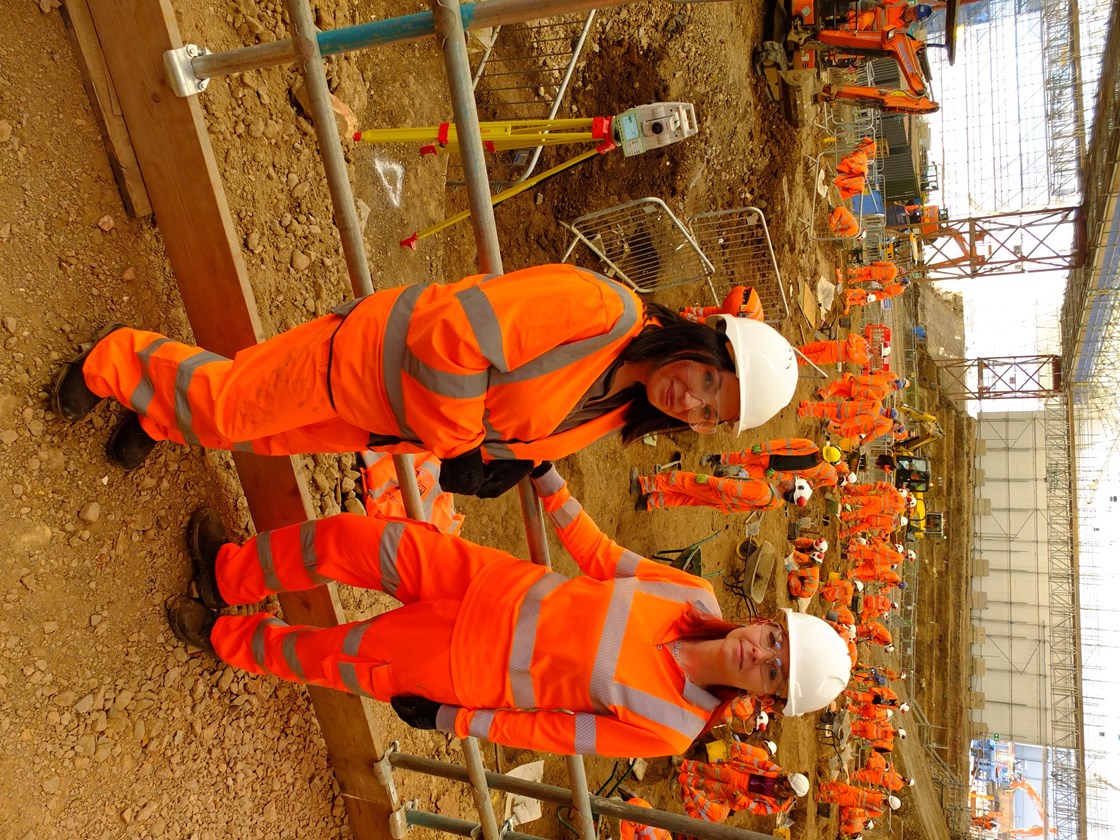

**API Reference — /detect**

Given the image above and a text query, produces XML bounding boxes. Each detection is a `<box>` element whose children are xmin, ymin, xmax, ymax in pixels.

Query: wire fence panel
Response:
<box><xmin>446</xmin><ymin>13</ymin><xmax>597</xmax><ymax>189</ymax></box>
<box><xmin>561</xmin><ymin>197</ymin><xmax>716</xmax><ymax>296</ymax></box>
<box><xmin>686</xmin><ymin>207</ymin><xmax>789</xmax><ymax>325</ymax></box>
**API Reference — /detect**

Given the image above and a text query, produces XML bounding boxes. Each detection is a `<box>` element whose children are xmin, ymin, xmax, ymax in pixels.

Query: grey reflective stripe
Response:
<box><xmin>127</xmin><ymin>337</ymin><xmax>174</xmax><ymax>414</ymax></box>
<box><xmin>480</xmin><ymin>440</ymin><xmax>517</xmax><ymax>460</ymax></box>
<box><xmin>256</xmin><ymin>531</ymin><xmax>281</xmax><ymax>591</ymax></box>
<box><xmin>403</xmin><ymin>354</ymin><xmax>490</xmax><ymax>400</ymax></box>
<box><xmin>336</xmin><ymin>622</ymin><xmax>376</xmax><ymax>697</ymax></box>
<box><xmin>587</xmin><ymin>579</ymin><xmax>636</xmax><ymax>713</ymax></box>
<box><xmin>614</xmin><ymin>681</ymin><xmax>710</xmax><ymax>741</ymax></box>
<box><xmin>508</xmin><ymin>573</ymin><xmax>566</xmax><ymax>707</ymax></box>
<box><xmin>281</xmin><ymin>630</ymin><xmax>306</xmax><ymax>681</ymax></box>
<box><xmin>681</xmin><ymin>679</ymin><xmax>721</xmax><ymax>712</ymax></box>
<box><xmin>455</xmin><ymin>285</ymin><xmax>509</xmax><ymax>372</ymax></box>
<box><xmin>490</xmin><ymin>274</ymin><xmax>640</xmax><ymax>386</ymax></box>
<box><xmin>637</xmin><ymin>581</ymin><xmax>721</xmax><ymax>617</ymax></box>
<box><xmin>615</xmin><ymin>550</ymin><xmax>643</xmax><ymax>578</ymax></box>
<box><xmin>378</xmin><ymin>521</ymin><xmax>405</xmax><ymax>597</ymax></box>
<box><xmin>173</xmin><ymin>350</ymin><xmax>227</xmax><ymax>446</ymax></box>
<box><xmin>382</xmin><ymin>285</ymin><xmax>424</xmax><ymax>439</ymax></box>
<box><xmin>573</xmin><ymin>713</ymin><xmax>597</xmax><ymax>754</ymax></box>
<box><xmin>421</xmin><ymin>485</ymin><xmax>437</xmax><ymax>522</ymax></box>
<box><xmin>231</xmin><ymin>440</ymin><xmax>256</xmax><ymax>452</ymax></box>
<box><xmin>549</xmin><ymin>497</ymin><xmax>582</xmax><ymax>530</ymax></box>
<box><xmin>252</xmin><ymin>617</ymin><xmax>285</xmax><ymax>669</ymax></box>
<box><xmin>532</xmin><ymin>468</ymin><xmax>564</xmax><ymax>497</ymax></box>
<box><xmin>301</xmin><ymin>520</ymin><xmax>328</xmax><ymax>584</ymax></box>
<box><xmin>468</xmin><ymin>709</ymin><xmax>496</xmax><ymax>739</ymax></box>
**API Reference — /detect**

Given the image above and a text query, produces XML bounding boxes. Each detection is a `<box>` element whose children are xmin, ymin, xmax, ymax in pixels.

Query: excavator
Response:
<box><xmin>893</xmin><ymin>403</ymin><xmax>944</xmax><ymax>455</ymax></box>
<box><xmin>756</xmin><ymin>0</ymin><xmax>940</xmax><ymax>115</ymax></box>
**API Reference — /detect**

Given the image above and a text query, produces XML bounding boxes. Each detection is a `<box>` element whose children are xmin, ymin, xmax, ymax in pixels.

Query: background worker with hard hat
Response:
<box><xmin>700</xmin><ymin>437</ymin><xmax>851</xmax><ymax>489</ymax></box>
<box><xmin>53</xmin><ymin>265</ymin><xmax>799</xmax><ymax>494</ymax></box>
<box><xmin>797</xmin><ymin>333</ymin><xmax>871</xmax><ymax>366</ymax></box>
<box><xmin>166</xmin><ymin>465</ymin><xmax>852</xmax><ymax>758</ymax></box>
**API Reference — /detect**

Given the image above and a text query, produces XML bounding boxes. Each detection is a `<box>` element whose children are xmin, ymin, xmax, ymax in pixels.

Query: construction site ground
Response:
<box><xmin>0</xmin><ymin>1</ymin><xmax>974</xmax><ymax>838</ymax></box>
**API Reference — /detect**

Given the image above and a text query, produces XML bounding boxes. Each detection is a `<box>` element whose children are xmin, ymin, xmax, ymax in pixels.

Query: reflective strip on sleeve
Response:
<box><xmin>377</xmin><ymin>521</ymin><xmax>406</xmax><ymax>597</ymax></box>
<box><xmin>587</xmin><ymin>579</ymin><xmax>635</xmax><ymax>713</ymax></box>
<box><xmin>612</xmin><ymin>681</ymin><xmax>710</xmax><ymax>743</ymax></box>
<box><xmin>636</xmin><ymin>581</ymin><xmax>721</xmax><ymax>618</ymax></box>
<box><xmin>615</xmin><ymin>550</ymin><xmax>643</xmax><ymax>577</ymax></box>
<box><xmin>455</xmin><ymin>285</ymin><xmax>510</xmax><ymax>372</ymax></box>
<box><xmin>468</xmin><ymin>709</ymin><xmax>497</xmax><ymax>739</ymax></box>
<box><xmin>549</xmin><ymin>497</ymin><xmax>583</xmax><ymax>530</ymax></box>
<box><xmin>532</xmin><ymin>468</ymin><xmax>564</xmax><ymax>497</ymax></box>
<box><xmin>381</xmin><ymin>285</ymin><xmax>424</xmax><ymax>439</ymax></box>
<box><xmin>573</xmin><ymin>713</ymin><xmax>597</xmax><ymax>754</ymax></box>
<box><xmin>508</xmin><ymin>572</ymin><xmax>565</xmax><ymax>707</ymax></box>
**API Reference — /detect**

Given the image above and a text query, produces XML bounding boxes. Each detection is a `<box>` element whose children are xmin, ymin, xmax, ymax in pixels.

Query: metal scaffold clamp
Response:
<box><xmin>163</xmin><ymin>44</ymin><xmax>213</xmax><ymax>98</ymax></box>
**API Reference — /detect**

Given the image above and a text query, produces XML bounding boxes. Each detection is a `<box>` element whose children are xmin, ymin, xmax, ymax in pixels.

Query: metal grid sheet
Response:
<box><xmin>687</xmin><ymin>207</ymin><xmax>789</xmax><ymax>324</ymax></box>
<box><xmin>563</xmin><ymin>197</ymin><xmax>715</xmax><ymax>295</ymax></box>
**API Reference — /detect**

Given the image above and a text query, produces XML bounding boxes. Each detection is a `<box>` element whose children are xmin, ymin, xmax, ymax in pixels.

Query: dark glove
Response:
<box><xmin>390</xmin><ymin>695</ymin><xmax>441</xmax><ymax>730</ymax></box>
<box><xmin>439</xmin><ymin>448</ymin><xmax>486</xmax><ymax>495</ymax></box>
<box><xmin>529</xmin><ymin>461</ymin><xmax>553</xmax><ymax>479</ymax></box>
<box><xmin>474</xmin><ymin>459</ymin><xmax>534</xmax><ymax>499</ymax></box>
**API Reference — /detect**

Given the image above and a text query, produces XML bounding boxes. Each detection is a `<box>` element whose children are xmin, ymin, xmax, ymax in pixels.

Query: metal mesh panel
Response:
<box><xmin>686</xmin><ymin>207</ymin><xmax>789</xmax><ymax>324</ymax></box>
<box><xmin>561</xmin><ymin>197</ymin><xmax>715</xmax><ymax>296</ymax></box>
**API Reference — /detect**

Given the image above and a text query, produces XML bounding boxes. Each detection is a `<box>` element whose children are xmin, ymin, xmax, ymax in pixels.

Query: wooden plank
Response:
<box><xmin>80</xmin><ymin>1</ymin><xmax>394</xmax><ymax>835</ymax></box>
<box><xmin>61</xmin><ymin>0</ymin><xmax>153</xmax><ymax>218</ymax></box>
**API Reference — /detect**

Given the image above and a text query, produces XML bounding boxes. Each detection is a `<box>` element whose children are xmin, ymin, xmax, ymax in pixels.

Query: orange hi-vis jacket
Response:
<box><xmin>619</xmin><ymin>798</ymin><xmax>673</xmax><ymax>840</ymax></box>
<box><xmin>821</xmin><ymin>372</ymin><xmax>895</xmax><ymax>401</ymax></box>
<box><xmin>848</xmin><ymin>557</ymin><xmax>901</xmax><ymax>582</ymax></box>
<box><xmin>821</xmin><ymin>579</ymin><xmax>857</xmax><ymax>605</ymax></box>
<box><xmin>859</xmin><ymin>594</ymin><xmax>894</xmax><ymax>622</ymax></box>
<box><xmin>679</xmin><ymin>285</ymin><xmax>765</xmax><ymax>324</ymax></box>
<box><xmin>829</xmin><ymin>206</ymin><xmax>860</xmax><ymax>238</ymax></box>
<box><xmin>82</xmin><ymin>265</ymin><xmax>646</xmax><ymax>462</ymax></box>
<box><xmin>851</xmin><ymin>719</ymin><xmax>895</xmax><ymax>743</ymax></box>
<box><xmin>719</xmin><ymin>438</ymin><xmax>841</xmax><ymax>488</ymax></box>
<box><xmin>209</xmin><ymin>466</ymin><xmax>724</xmax><ymax>758</ymax></box>
<box><xmin>788</xmin><ymin>564</ymin><xmax>821</xmax><ymax>598</ymax></box>
<box><xmin>839</xmin><ymin>806</ymin><xmax>872</xmax><ymax>836</ymax></box>
<box><xmin>856</xmin><ymin>621</ymin><xmax>893</xmax><ymax>647</ymax></box>
<box><xmin>798</xmin><ymin>334</ymin><xmax>871</xmax><ymax>366</ymax></box>
<box><xmin>848</xmin><ymin>542</ymin><xmax>905</xmax><ymax>567</ymax></box>
<box><xmin>853</xmin><ymin>767</ymin><xmax>907</xmax><ymax>790</ymax></box>
<box><xmin>801</xmin><ymin>398</ymin><xmax>884</xmax><ymax>422</ymax></box>
<box><xmin>860</xmin><ymin>750</ymin><xmax>889</xmax><ymax>773</ymax></box>
<box><xmin>850</xmin><ymin>702</ymin><xmax>892</xmax><ymax>723</ymax></box>
<box><xmin>638</xmin><ymin>471</ymin><xmax>784</xmax><ymax>514</ymax></box>
<box><xmin>679</xmin><ymin>745</ymin><xmax>797</xmax><ymax>817</ymax></box>
<box><xmin>846</xmin><ymin>262</ymin><xmax>899</xmax><ymax>286</ymax></box>
<box><xmin>837</xmin><ymin>149</ymin><xmax>870</xmax><ymax>177</ymax></box>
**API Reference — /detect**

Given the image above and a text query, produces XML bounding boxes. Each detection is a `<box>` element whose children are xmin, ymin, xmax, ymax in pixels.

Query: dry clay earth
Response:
<box><xmin>0</xmin><ymin>1</ymin><xmax>968</xmax><ymax>838</ymax></box>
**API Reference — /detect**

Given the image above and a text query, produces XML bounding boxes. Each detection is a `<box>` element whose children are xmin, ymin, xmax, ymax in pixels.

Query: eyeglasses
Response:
<box><xmin>759</xmin><ymin>624</ymin><xmax>787</xmax><ymax>695</ymax></box>
<box><xmin>685</xmin><ymin>363</ymin><xmax>723</xmax><ymax>434</ymax></box>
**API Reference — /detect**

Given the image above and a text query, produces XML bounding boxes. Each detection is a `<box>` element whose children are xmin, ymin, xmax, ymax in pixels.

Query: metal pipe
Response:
<box><xmin>460</xmin><ymin>736</ymin><xmax>502</xmax><ymax>840</ymax></box>
<box><xmin>389</xmin><ymin>752</ymin><xmax>777</xmax><ymax>840</ymax></box>
<box><xmin>516</xmin><ymin>478</ymin><xmax>552</xmax><ymax>568</ymax></box>
<box><xmin>283</xmin><ymin>0</ymin><xmax>373</xmax><ymax>297</ymax></box>
<box><xmin>405</xmin><ymin>810</ymin><xmax>542</xmax><ymax>839</ymax></box>
<box><xmin>190</xmin><ymin>0</ymin><xmax>636</xmax><ymax>82</ymax></box>
<box><xmin>563</xmin><ymin>755</ymin><xmax>597</xmax><ymax>840</ymax></box>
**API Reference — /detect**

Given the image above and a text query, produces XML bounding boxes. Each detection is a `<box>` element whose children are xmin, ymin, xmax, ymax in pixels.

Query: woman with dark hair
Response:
<box><xmin>167</xmin><ymin>465</ymin><xmax>852</xmax><ymax>758</ymax></box>
<box><xmin>52</xmin><ymin>265</ymin><xmax>798</xmax><ymax>496</ymax></box>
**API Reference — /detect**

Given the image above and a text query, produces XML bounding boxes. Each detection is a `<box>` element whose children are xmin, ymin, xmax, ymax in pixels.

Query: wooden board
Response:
<box><xmin>61</xmin><ymin>0</ymin><xmax>152</xmax><ymax>217</ymax></box>
<box><xmin>79</xmin><ymin>1</ymin><xmax>394</xmax><ymax>836</ymax></box>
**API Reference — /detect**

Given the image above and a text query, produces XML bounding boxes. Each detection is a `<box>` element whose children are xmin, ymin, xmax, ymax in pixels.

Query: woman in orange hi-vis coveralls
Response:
<box><xmin>797</xmin><ymin>334</ymin><xmax>871</xmax><ymax>367</ymax></box>
<box><xmin>679</xmin><ymin>285</ymin><xmax>765</xmax><ymax>324</ymax></box>
<box><xmin>702</xmin><ymin>438</ymin><xmax>849</xmax><ymax>489</ymax></box>
<box><xmin>54</xmin><ymin>265</ymin><xmax>799</xmax><ymax>494</ymax></box>
<box><xmin>167</xmin><ymin>466</ymin><xmax>853</xmax><ymax>758</ymax></box>
<box><xmin>817</xmin><ymin>780</ymin><xmax>900</xmax><ymax>813</ymax></box>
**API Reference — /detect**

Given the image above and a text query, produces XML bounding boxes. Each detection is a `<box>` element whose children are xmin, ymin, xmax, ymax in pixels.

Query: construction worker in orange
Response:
<box><xmin>787</xmin><ymin>549</ymin><xmax>823</xmax><ymax>598</ymax></box>
<box><xmin>702</xmin><ymin>438</ymin><xmax>851</xmax><ymax>489</ymax></box>
<box><xmin>797</xmin><ymin>333</ymin><xmax>871</xmax><ymax>366</ymax></box>
<box><xmin>829</xmin><ymin>205</ymin><xmax>861</xmax><ymax>237</ymax></box>
<box><xmin>53</xmin><ymin>266</ymin><xmax>800</xmax><ymax>492</ymax></box>
<box><xmin>834</xmin><ymin>171</ymin><xmax>867</xmax><ymax>201</ymax></box>
<box><xmin>856</xmin><ymin>620</ymin><xmax>894</xmax><ymax>648</ymax></box>
<box><xmin>680</xmin><ymin>285</ymin><xmax>765</xmax><ymax>324</ymax></box>
<box><xmin>821</xmin><ymin>577</ymin><xmax>862</xmax><ymax>605</ymax></box>
<box><xmin>850</xmin><ymin>718</ymin><xmax>901</xmax><ymax>745</ymax></box>
<box><xmin>166</xmin><ymin>465</ymin><xmax>854</xmax><ymax>758</ymax></box>
<box><xmin>678</xmin><ymin>741</ymin><xmax>811</xmax><ymax>818</ymax></box>
<box><xmin>846</xmin><ymin>261</ymin><xmax>899</xmax><ymax>286</ymax></box>
<box><xmin>839</xmin><ymin>806</ymin><xmax>874</xmax><ymax>836</ymax></box>
<box><xmin>817</xmin><ymin>780</ymin><xmax>901</xmax><ymax>813</ymax></box>
<box><xmin>356</xmin><ymin>450</ymin><xmax>463</xmax><ymax>535</ymax></box>
<box><xmin>844</xmin><ymin>278</ymin><xmax>910</xmax><ymax>313</ymax></box>
<box><xmin>853</xmin><ymin>763</ymin><xmax>914</xmax><ymax>791</ymax></box>
<box><xmin>798</xmin><ymin>397</ymin><xmax>883</xmax><ymax>424</ymax></box>
<box><xmin>849</xmin><ymin>702</ymin><xmax>894</xmax><ymax>724</ymax></box>
<box><xmin>617</xmin><ymin>791</ymin><xmax>672</xmax><ymax>840</ymax></box>
<box><xmin>634</xmin><ymin>470</ymin><xmax>811</xmax><ymax>514</ymax></box>
<box><xmin>859</xmin><ymin>593</ymin><xmax>898</xmax><ymax>623</ymax></box>
<box><xmin>819</xmin><ymin>372</ymin><xmax>907</xmax><ymax>401</ymax></box>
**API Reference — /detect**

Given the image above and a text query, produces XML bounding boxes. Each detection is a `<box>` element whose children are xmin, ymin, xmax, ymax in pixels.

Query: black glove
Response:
<box><xmin>529</xmin><ymin>461</ymin><xmax>553</xmax><ymax>479</ymax></box>
<box><xmin>474</xmin><ymin>459</ymin><xmax>534</xmax><ymax>499</ymax></box>
<box><xmin>390</xmin><ymin>695</ymin><xmax>441</xmax><ymax>730</ymax></box>
<box><xmin>439</xmin><ymin>448</ymin><xmax>486</xmax><ymax>495</ymax></box>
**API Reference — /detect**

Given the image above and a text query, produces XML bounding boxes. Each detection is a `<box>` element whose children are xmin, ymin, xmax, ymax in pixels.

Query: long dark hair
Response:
<box><xmin>675</xmin><ymin>603</ymin><xmax>788</xmax><ymax>738</ymax></box>
<box><xmin>617</xmin><ymin>303</ymin><xmax>735</xmax><ymax>444</ymax></box>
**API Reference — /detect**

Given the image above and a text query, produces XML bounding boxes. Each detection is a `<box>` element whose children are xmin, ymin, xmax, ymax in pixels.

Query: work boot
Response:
<box><xmin>51</xmin><ymin>323</ymin><xmax>125</xmax><ymax>422</ymax></box>
<box><xmin>698</xmin><ymin>453</ymin><xmax>719</xmax><ymax>468</ymax></box>
<box><xmin>166</xmin><ymin>595</ymin><xmax>217</xmax><ymax>656</ymax></box>
<box><xmin>106</xmin><ymin>412</ymin><xmax>158</xmax><ymax>471</ymax></box>
<box><xmin>634</xmin><ymin>492</ymin><xmax>650</xmax><ymax>512</ymax></box>
<box><xmin>187</xmin><ymin>509</ymin><xmax>231</xmax><ymax>610</ymax></box>
<box><xmin>629</xmin><ymin>466</ymin><xmax>640</xmax><ymax>495</ymax></box>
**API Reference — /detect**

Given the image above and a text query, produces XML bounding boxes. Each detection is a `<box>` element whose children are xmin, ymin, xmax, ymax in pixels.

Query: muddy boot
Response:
<box><xmin>166</xmin><ymin>595</ymin><xmax>217</xmax><ymax>657</ymax></box>
<box><xmin>106</xmin><ymin>412</ymin><xmax>157</xmax><ymax>470</ymax></box>
<box><xmin>187</xmin><ymin>509</ymin><xmax>231</xmax><ymax>610</ymax></box>
<box><xmin>51</xmin><ymin>323</ymin><xmax>125</xmax><ymax>421</ymax></box>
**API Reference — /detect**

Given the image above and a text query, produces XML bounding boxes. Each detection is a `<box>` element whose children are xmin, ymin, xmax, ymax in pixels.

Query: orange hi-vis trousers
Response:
<box><xmin>788</xmin><ymin>565</ymin><xmax>820</xmax><ymax>598</ymax></box>
<box><xmin>679</xmin><ymin>286</ymin><xmax>764</xmax><ymax>324</ymax></box>
<box><xmin>820</xmin><ymin>372</ymin><xmax>893</xmax><ymax>401</ymax></box>
<box><xmin>800</xmin><ymin>398</ymin><xmax>883</xmax><ymax>422</ymax></box>
<box><xmin>846</xmin><ymin>262</ymin><xmax>898</xmax><ymax>286</ymax></box>
<box><xmin>817</xmin><ymin>781</ymin><xmax>889</xmax><ymax>810</ymax></box>
<box><xmin>856</xmin><ymin>621</ymin><xmax>893</xmax><ymax>646</ymax></box>
<box><xmin>717</xmin><ymin>438</ymin><xmax>840</xmax><ymax>487</ymax></box>
<box><xmin>638</xmin><ymin>471</ymin><xmax>783</xmax><ymax>514</ymax></box>
<box><xmin>821</xmin><ymin>579</ymin><xmax>857</xmax><ymax>604</ymax></box>
<box><xmin>797</xmin><ymin>335</ymin><xmax>870</xmax><ymax>366</ymax></box>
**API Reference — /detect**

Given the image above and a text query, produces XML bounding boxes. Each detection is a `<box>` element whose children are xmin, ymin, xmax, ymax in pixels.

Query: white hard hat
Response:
<box><xmin>793</xmin><ymin>478</ymin><xmax>813</xmax><ymax>507</ymax></box>
<box><xmin>882</xmin><ymin>342</ymin><xmax>892</xmax><ymax>357</ymax></box>
<box><xmin>894</xmin><ymin>543</ymin><xmax>904</xmax><ymax>552</ymax></box>
<box><xmin>907</xmin><ymin>550</ymin><xmax>917</xmax><ymax>561</ymax></box>
<box><xmin>781</xmin><ymin>608</ymin><xmax>852</xmax><ymax>716</ymax></box>
<box><xmin>854</xmin><ymin>579</ymin><xmax>865</xmax><ymax>592</ymax></box>
<box><xmin>845</xmin><ymin>472</ymin><xmax>858</xmax><ymax>485</ymax></box>
<box><xmin>765</xmin><ymin>739</ymin><xmax>778</xmax><ymax>756</ymax></box>
<box><xmin>814</xmin><ymin>538</ymin><xmax>829</xmax><ymax>552</ymax></box>
<box><xmin>812</xmin><ymin>551</ymin><xmax>825</xmax><ymax>565</ymax></box>
<box><xmin>888</xmin><ymin>795</ymin><xmax>901</xmax><ymax>810</ymax></box>
<box><xmin>891</xmin><ymin>601</ymin><xmax>900</xmax><ymax>610</ymax></box>
<box><xmin>707</xmin><ymin>316</ymin><xmax>798</xmax><ymax>433</ymax></box>
<box><xmin>908</xmin><ymin>777</ymin><xmax>916</xmax><ymax>787</ymax></box>
<box><xmin>886</xmin><ymin>644</ymin><xmax>896</xmax><ymax>652</ymax></box>
<box><xmin>867</xmin><ymin>821</ymin><xmax>875</xmax><ymax>830</ymax></box>
<box><xmin>756</xmin><ymin>710</ymin><xmax>770</xmax><ymax>728</ymax></box>
<box><xmin>789</xmin><ymin>773</ymin><xmax>811</xmax><ymax>797</ymax></box>
<box><xmin>885</xmin><ymin>709</ymin><xmax>894</xmax><ymax>719</ymax></box>
<box><xmin>899</xmin><ymin>516</ymin><xmax>908</xmax><ymax>526</ymax></box>
<box><xmin>898</xmin><ymin>727</ymin><xmax>908</xmax><ymax>738</ymax></box>
<box><xmin>856</xmin><ymin>537</ymin><xmax>868</xmax><ymax>545</ymax></box>
<box><xmin>900</xmin><ymin>702</ymin><xmax>910</xmax><ymax>713</ymax></box>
